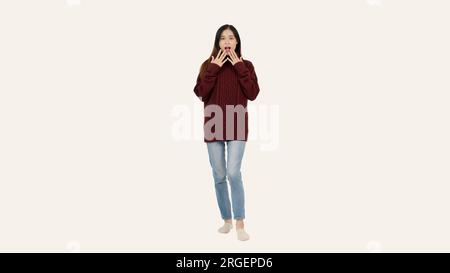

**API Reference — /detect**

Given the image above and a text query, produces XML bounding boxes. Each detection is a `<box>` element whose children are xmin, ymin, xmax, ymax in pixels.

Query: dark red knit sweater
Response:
<box><xmin>193</xmin><ymin>59</ymin><xmax>260</xmax><ymax>142</ymax></box>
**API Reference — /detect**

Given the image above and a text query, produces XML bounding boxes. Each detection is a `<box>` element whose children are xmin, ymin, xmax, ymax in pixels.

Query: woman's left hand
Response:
<box><xmin>227</xmin><ymin>49</ymin><xmax>244</xmax><ymax>65</ymax></box>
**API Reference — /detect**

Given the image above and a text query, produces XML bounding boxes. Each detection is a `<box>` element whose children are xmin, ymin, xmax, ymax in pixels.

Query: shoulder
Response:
<box><xmin>243</xmin><ymin>59</ymin><xmax>254</xmax><ymax>67</ymax></box>
<box><xmin>238</xmin><ymin>59</ymin><xmax>255</xmax><ymax>71</ymax></box>
<box><xmin>233</xmin><ymin>59</ymin><xmax>256</xmax><ymax>74</ymax></box>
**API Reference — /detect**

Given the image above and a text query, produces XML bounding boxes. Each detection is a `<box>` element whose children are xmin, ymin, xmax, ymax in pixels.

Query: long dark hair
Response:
<box><xmin>197</xmin><ymin>24</ymin><xmax>242</xmax><ymax>80</ymax></box>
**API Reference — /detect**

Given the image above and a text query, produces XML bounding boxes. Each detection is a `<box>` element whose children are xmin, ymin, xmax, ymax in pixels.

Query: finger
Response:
<box><xmin>217</xmin><ymin>49</ymin><xmax>225</xmax><ymax>60</ymax></box>
<box><xmin>232</xmin><ymin>52</ymin><xmax>238</xmax><ymax>62</ymax></box>
<box><xmin>233</xmin><ymin>52</ymin><xmax>240</xmax><ymax>62</ymax></box>
<box><xmin>231</xmin><ymin>49</ymin><xmax>238</xmax><ymax>59</ymax></box>
<box><xmin>226</xmin><ymin>57</ymin><xmax>232</xmax><ymax>63</ymax></box>
<box><xmin>227</xmin><ymin>51</ymin><xmax>234</xmax><ymax>62</ymax></box>
<box><xmin>211</xmin><ymin>56</ymin><xmax>214</xmax><ymax>61</ymax></box>
<box><xmin>222</xmin><ymin>48</ymin><xmax>229</xmax><ymax>58</ymax></box>
<box><xmin>219</xmin><ymin>50</ymin><xmax>228</xmax><ymax>61</ymax></box>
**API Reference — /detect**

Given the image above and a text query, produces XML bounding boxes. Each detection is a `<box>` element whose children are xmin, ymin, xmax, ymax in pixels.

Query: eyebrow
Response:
<box><xmin>221</xmin><ymin>34</ymin><xmax>235</xmax><ymax>38</ymax></box>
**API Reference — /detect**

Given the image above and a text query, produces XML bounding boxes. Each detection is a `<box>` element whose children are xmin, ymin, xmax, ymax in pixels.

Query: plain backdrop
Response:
<box><xmin>0</xmin><ymin>0</ymin><xmax>449</xmax><ymax>252</ymax></box>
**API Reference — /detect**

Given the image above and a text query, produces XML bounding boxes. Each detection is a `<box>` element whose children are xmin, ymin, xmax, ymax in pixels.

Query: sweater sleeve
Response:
<box><xmin>233</xmin><ymin>60</ymin><xmax>260</xmax><ymax>101</ymax></box>
<box><xmin>193</xmin><ymin>62</ymin><xmax>221</xmax><ymax>102</ymax></box>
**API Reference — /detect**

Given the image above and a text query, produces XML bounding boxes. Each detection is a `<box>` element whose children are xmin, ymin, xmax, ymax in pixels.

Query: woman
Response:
<box><xmin>193</xmin><ymin>24</ymin><xmax>260</xmax><ymax>241</ymax></box>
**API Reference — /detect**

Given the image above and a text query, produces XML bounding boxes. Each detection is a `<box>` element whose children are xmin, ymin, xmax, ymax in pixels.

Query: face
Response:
<box><xmin>219</xmin><ymin>28</ymin><xmax>238</xmax><ymax>56</ymax></box>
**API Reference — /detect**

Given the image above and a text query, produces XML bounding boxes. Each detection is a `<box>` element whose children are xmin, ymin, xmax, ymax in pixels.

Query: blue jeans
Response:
<box><xmin>206</xmin><ymin>140</ymin><xmax>246</xmax><ymax>220</ymax></box>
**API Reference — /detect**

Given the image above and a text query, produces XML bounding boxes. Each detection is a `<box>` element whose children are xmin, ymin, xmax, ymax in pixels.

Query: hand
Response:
<box><xmin>227</xmin><ymin>49</ymin><xmax>244</xmax><ymax>65</ymax></box>
<box><xmin>210</xmin><ymin>49</ymin><xmax>228</xmax><ymax>67</ymax></box>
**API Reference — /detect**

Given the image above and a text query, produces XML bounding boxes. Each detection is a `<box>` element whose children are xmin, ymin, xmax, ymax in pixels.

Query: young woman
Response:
<box><xmin>193</xmin><ymin>24</ymin><xmax>260</xmax><ymax>241</ymax></box>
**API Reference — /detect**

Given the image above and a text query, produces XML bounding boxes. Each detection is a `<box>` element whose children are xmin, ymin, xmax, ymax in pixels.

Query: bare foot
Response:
<box><xmin>236</xmin><ymin>220</ymin><xmax>244</xmax><ymax>229</ymax></box>
<box><xmin>218</xmin><ymin>219</ymin><xmax>233</xmax><ymax>233</ymax></box>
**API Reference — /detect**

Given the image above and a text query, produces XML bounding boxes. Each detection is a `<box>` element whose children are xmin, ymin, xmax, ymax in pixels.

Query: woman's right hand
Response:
<box><xmin>210</xmin><ymin>49</ymin><xmax>227</xmax><ymax>67</ymax></box>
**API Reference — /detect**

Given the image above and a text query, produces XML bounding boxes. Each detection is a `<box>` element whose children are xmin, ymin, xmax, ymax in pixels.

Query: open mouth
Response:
<box><xmin>224</xmin><ymin>46</ymin><xmax>231</xmax><ymax>51</ymax></box>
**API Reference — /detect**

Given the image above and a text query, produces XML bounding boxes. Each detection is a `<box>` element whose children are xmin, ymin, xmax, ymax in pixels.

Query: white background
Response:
<box><xmin>1</xmin><ymin>0</ymin><xmax>449</xmax><ymax>252</ymax></box>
